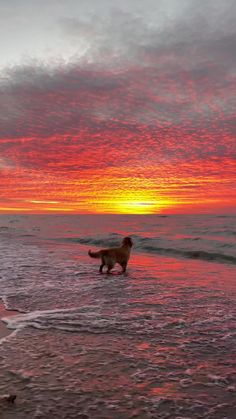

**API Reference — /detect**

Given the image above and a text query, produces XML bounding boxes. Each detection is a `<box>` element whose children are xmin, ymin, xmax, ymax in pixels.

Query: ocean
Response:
<box><xmin>0</xmin><ymin>214</ymin><xmax>235</xmax><ymax>418</ymax></box>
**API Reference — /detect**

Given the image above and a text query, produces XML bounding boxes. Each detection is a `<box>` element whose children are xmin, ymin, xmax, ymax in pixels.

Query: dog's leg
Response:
<box><xmin>107</xmin><ymin>262</ymin><xmax>115</xmax><ymax>274</ymax></box>
<box><xmin>99</xmin><ymin>263</ymin><xmax>104</xmax><ymax>273</ymax></box>
<box><xmin>121</xmin><ymin>262</ymin><xmax>127</xmax><ymax>273</ymax></box>
<box><xmin>99</xmin><ymin>257</ymin><xmax>106</xmax><ymax>273</ymax></box>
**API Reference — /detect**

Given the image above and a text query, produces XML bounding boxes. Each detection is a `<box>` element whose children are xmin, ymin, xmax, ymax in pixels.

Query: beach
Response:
<box><xmin>0</xmin><ymin>214</ymin><xmax>235</xmax><ymax>418</ymax></box>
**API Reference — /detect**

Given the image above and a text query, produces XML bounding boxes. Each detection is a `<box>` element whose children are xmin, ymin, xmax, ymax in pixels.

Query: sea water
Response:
<box><xmin>0</xmin><ymin>214</ymin><xmax>235</xmax><ymax>418</ymax></box>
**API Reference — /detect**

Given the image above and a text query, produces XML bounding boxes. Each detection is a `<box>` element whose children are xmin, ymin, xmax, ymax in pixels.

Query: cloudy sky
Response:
<box><xmin>0</xmin><ymin>0</ymin><xmax>235</xmax><ymax>213</ymax></box>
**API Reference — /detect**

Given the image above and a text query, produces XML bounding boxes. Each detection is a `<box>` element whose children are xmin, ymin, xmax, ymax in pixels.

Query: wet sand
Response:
<box><xmin>0</xmin><ymin>302</ymin><xmax>18</xmax><ymax>340</ymax></box>
<box><xmin>0</xmin><ymin>214</ymin><xmax>235</xmax><ymax>418</ymax></box>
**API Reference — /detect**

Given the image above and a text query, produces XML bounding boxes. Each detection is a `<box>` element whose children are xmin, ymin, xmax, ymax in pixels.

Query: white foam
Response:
<box><xmin>2</xmin><ymin>307</ymin><xmax>85</xmax><ymax>331</ymax></box>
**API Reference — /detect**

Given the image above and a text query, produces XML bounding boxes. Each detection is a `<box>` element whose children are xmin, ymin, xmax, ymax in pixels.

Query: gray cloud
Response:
<box><xmin>58</xmin><ymin>0</ymin><xmax>236</xmax><ymax>64</ymax></box>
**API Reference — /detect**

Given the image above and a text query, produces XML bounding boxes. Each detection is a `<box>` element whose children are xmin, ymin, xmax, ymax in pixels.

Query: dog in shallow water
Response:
<box><xmin>88</xmin><ymin>237</ymin><xmax>133</xmax><ymax>274</ymax></box>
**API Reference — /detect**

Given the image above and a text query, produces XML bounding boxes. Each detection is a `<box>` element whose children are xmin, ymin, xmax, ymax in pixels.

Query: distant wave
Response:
<box><xmin>144</xmin><ymin>247</ymin><xmax>236</xmax><ymax>265</ymax></box>
<box><xmin>62</xmin><ymin>234</ymin><xmax>236</xmax><ymax>265</ymax></box>
<box><xmin>65</xmin><ymin>233</ymin><xmax>121</xmax><ymax>247</ymax></box>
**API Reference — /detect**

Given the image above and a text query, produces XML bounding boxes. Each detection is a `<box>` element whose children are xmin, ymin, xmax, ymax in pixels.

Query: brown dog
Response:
<box><xmin>88</xmin><ymin>237</ymin><xmax>133</xmax><ymax>273</ymax></box>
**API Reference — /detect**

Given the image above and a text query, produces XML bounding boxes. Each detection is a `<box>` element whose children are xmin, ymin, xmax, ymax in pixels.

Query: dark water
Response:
<box><xmin>0</xmin><ymin>214</ymin><xmax>235</xmax><ymax>418</ymax></box>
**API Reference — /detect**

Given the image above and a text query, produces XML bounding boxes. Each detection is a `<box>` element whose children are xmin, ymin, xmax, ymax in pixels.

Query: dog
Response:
<box><xmin>88</xmin><ymin>237</ymin><xmax>133</xmax><ymax>274</ymax></box>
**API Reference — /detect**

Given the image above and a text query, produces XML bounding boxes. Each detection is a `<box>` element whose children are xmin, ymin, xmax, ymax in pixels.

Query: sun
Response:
<box><xmin>105</xmin><ymin>187</ymin><xmax>176</xmax><ymax>214</ymax></box>
<box><xmin>115</xmin><ymin>200</ymin><xmax>157</xmax><ymax>214</ymax></box>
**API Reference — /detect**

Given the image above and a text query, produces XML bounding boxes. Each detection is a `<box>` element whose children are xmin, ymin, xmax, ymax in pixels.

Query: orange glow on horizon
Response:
<box><xmin>1</xmin><ymin>59</ymin><xmax>235</xmax><ymax>215</ymax></box>
<box><xmin>0</xmin><ymin>150</ymin><xmax>236</xmax><ymax>214</ymax></box>
<box><xmin>0</xmin><ymin>158</ymin><xmax>235</xmax><ymax>215</ymax></box>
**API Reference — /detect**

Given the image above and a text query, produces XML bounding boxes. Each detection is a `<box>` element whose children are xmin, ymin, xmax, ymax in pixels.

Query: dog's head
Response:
<box><xmin>122</xmin><ymin>237</ymin><xmax>133</xmax><ymax>247</ymax></box>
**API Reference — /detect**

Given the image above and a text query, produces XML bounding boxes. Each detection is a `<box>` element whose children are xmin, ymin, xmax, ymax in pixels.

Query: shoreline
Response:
<box><xmin>0</xmin><ymin>301</ymin><xmax>18</xmax><ymax>340</ymax></box>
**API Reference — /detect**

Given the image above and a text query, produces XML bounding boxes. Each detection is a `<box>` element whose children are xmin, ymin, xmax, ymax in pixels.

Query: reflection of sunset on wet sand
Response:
<box><xmin>0</xmin><ymin>213</ymin><xmax>236</xmax><ymax>417</ymax></box>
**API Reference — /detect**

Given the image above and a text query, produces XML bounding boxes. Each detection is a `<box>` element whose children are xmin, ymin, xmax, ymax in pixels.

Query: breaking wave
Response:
<box><xmin>63</xmin><ymin>233</ymin><xmax>236</xmax><ymax>265</ymax></box>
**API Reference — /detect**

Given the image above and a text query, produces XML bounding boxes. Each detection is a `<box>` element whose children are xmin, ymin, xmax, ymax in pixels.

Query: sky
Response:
<box><xmin>0</xmin><ymin>0</ymin><xmax>235</xmax><ymax>214</ymax></box>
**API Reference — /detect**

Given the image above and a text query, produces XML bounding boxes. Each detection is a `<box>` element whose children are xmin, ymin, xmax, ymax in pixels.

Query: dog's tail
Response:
<box><xmin>88</xmin><ymin>250</ymin><xmax>101</xmax><ymax>259</ymax></box>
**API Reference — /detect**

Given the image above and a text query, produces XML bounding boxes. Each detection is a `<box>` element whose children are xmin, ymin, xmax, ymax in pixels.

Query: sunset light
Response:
<box><xmin>115</xmin><ymin>200</ymin><xmax>158</xmax><ymax>215</ymax></box>
<box><xmin>0</xmin><ymin>1</ymin><xmax>235</xmax><ymax>215</ymax></box>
